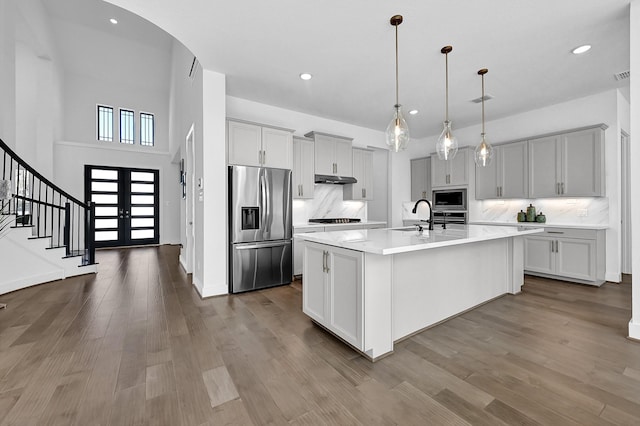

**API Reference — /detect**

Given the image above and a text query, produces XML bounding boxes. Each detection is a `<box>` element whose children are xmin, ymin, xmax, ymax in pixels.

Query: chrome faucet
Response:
<box><xmin>411</xmin><ymin>199</ymin><xmax>433</xmax><ymax>231</ymax></box>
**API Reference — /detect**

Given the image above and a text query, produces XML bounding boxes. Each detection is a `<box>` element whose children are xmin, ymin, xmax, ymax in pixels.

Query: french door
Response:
<box><xmin>85</xmin><ymin>165</ymin><xmax>159</xmax><ymax>248</ymax></box>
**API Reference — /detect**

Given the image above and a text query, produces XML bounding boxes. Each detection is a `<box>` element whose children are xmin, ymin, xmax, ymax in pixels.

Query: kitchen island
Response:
<box><xmin>296</xmin><ymin>224</ymin><xmax>543</xmax><ymax>360</ymax></box>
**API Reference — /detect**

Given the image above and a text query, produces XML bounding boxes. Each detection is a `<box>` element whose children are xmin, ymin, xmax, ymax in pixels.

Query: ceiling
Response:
<box><xmin>48</xmin><ymin>0</ymin><xmax>630</xmax><ymax>138</ymax></box>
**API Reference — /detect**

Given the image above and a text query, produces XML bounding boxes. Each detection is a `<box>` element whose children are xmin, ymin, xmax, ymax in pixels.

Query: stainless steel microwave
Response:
<box><xmin>432</xmin><ymin>189</ymin><xmax>467</xmax><ymax>211</ymax></box>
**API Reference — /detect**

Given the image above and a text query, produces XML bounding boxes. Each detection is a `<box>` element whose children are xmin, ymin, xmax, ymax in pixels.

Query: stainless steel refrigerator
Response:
<box><xmin>229</xmin><ymin>165</ymin><xmax>292</xmax><ymax>293</ymax></box>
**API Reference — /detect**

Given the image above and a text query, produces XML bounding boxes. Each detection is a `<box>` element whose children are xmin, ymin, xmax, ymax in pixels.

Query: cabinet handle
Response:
<box><xmin>556</xmin><ymin>182</ymin><xmax>559</xmax><ymax>195</ymax></box>
<box><xmin>422</xmin><ymin>191</ymin><xmax>426</xmax><ymax>198</ymax></box>
<box><xmin>550</xmin><ymin>240</ymin><xmax>554</xmax><ymax>253</ymax></box>
<box><xmin>322</xmin><ymin>251</ymin><xmax>326</xmax><ymax>272</ymax></box>
<box><xmin>547</xmin><ymin>231</ymin><xmax>564</xmax><ymax>234</ymax></box>
<box><xmin>500</xmin><ymin>186</ymin><xmax>503</xmax><ymax>197</ymax></box>
<box><xmin>301</xmin><ymin>184</ymin><xmax>303</xmax><ymax>197</ymax></box>
<box><xmin>561</xmin><ymin>182</ymin><xmax>564</xmax><ymax>194</ymax></box>
<box><xmin>362</xmin><ymin>188</ymin><xmax>365</xmax><ymax>198</ymax></box>
<box><xmin>555</xmin><ymin>240</ymin><xmax>559</xmax><ymax>253</ymax></box>
<box><xmin>364</xmin><ymin>188</ymin><xmax>367</xmax><ymax>198</ymax></box>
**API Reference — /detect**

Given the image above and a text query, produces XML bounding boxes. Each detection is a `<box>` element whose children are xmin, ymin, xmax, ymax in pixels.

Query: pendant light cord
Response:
<box><xmin>481</xmin><ymin>73</ymin><xmax>485</xmax><ymax>135</ymax></box>
<box><xmin>395</xmin><ymin>24</ymin><xmax>399</xmax><ymax>107</ymax></box>
<box><xmin>445</xmin><ymin>52</ymin><xmax>449</xmax><ymax>122</ymax></box>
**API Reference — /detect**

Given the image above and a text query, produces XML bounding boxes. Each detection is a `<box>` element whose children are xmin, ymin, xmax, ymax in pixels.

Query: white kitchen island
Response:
<box><xmin>296</xmin><ymin>224</ymin><xmax>543</xmax><ymax>360</ymax></box>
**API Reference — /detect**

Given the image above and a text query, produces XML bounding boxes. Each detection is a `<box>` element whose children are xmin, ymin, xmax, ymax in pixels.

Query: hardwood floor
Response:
<box><xmin>0</xmin><ymin>245</ymin><xmax>638</xmax><ymax>425</ymax></box>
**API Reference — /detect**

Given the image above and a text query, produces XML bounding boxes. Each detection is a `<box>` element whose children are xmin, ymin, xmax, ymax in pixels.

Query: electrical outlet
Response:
<box><xmin>577</xmin><ymin>208</ymin><xmax>588</xmax><ymax>217</ymax></box>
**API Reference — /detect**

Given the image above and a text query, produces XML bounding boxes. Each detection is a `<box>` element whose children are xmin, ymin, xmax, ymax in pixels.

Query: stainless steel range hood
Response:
<box><xmin>314</xmin><ymin>174</ymin><xmax>357</xmax><ymax>185</ymax></box>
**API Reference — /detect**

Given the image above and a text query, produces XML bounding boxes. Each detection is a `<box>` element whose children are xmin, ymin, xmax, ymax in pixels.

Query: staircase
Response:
<box><xmin>0</xmin><ymin>138</ymin><xmax>97</xmax><ymax>295</ymax></box>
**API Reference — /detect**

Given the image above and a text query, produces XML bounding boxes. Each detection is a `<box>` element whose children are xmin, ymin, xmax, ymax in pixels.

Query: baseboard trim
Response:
<box><xmin>629</xmin><ymin>319</ymin><xmax>640</xmax><ymax>341</ymax></box>
<box><xmin>0</xmin><ymin>270</ymin><xmax>64</xmax><ymax>296</ymax></box>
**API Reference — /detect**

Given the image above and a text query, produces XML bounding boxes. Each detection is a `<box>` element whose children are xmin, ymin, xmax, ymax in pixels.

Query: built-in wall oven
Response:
<box><xmin>432</xmin><ymin>189</ymin><xmax>467</xmax><ymax>225</ymax></box>
<box><xmin>432</xmin><ymin>189</ymin><xmax>467</xmax><ymax>211</ymax></box>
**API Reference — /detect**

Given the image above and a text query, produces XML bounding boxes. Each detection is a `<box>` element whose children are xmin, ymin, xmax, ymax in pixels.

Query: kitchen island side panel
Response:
<box><xmin>391</xmin><ymin>237</ymin><xmax>511</xmax><ymax>341</ymax></box>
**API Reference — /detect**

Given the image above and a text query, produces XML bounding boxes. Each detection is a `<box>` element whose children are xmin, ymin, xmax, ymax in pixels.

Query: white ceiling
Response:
<box><xmin>49</xmin><ymin>0</ymin><xmax>630</xmax><ymax>138</ymax></box>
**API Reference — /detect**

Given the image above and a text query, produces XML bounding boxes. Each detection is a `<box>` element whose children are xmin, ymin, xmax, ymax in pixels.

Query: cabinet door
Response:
<box><xmin>431</xmin><ymin>155</ymin><xmax>448</xmax><ymax>187</ymax></box>
<box><xmin>362</xmin><ymin>149</ymin><xmax>373</xmax><ymax>200</ymax></box>
<box><xmin>349</xmin><ymin>149</ymin><xmax>365</xmax><ymax>200</ymax></box>
<box><xmin>300</xmin><ymin>139</ymin><xmax>315</xmax><ymax>198</ymax></box>
<box><xmin>302</xmin><ymin>243</ymin><xmax>328</xmax><ymax>322</ymax></box>
<box><xmin>475</xmin><ymin>149</ymin><xmax>498</xmax><ymax>199</ymax></box>
<box><xmin>524</xmin><ymin>236</ymin><xmax>556</xmax><ymax>275</ymax></box>
<box><xmin>561</xmin><ymin>128</ymin><xmax>604</xmax><ymax>197</ymax></box>
<box><xmin>411</xmin><ymin>157</ymin><xmax>431</xmax><ymax>200</ymax></box>
<box><xmin>262</xmin><ymin>127</ymin><xmax>292</xmax><ymax>169</ymax></box>
<box><xmin>529</xmin><ymin>135</ymin><xmax>561</xmax><ymax>198</ymax></box>
<box><xmin>292</xmin><ymin>139</ymin><xmax>303</xmax><ymax>198</ymax></box>
<box><xmin>334</xmin><ymin>139</ymin><xmax>353</xmax><ymax>177</ymax></box>
<box><xmin>501</xmin><ymin>141</ymin><xmax>528</xmax><ymax>198</ymax></box>
<box><xmin>293</xmin><ymin>138</ymin><xmax>314</xmax><ymax>199</ymax></box>
<box><xmin>228</xmin><ymin>121</ymin><xmax>261</xmax><ymax>167</ymax></box>
<box><xmin>449</xmin><ymin>149</ymin><xmax>468</xmax><ymax>186</ymax></box>
<box><xmin>556</xmin><ymin>237</ymin><xmax>596</xmax><ymax>281</ymax></box>
<box><xmin>314</xmin><ymin>134</ymin><xmax>335</xmax><ymax>175</ymax></box>
<box><xmin>327</xmin><ymin>247</ymin><xmax>363</xmax><ymax>350</ymax></box>
<box><xmin>293</xmin><ymin>228</ymin><xmax>323</xmax><ymax>275</ymax></box>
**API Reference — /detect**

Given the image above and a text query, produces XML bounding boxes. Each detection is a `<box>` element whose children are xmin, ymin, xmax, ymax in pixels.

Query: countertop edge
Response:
<box><xmin>295</xmin><ymin>227</ymin><xmax>544</xmax><ymax>255</ymax></box>
<box><xmin>469</xmin><ymin>221</ymin><xmax>609</xmax><ymax>230</ymax></box>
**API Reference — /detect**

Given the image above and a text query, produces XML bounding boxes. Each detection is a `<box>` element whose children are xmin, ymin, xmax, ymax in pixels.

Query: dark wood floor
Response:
<box><xmin>0</xmin><ymin>245</ymin><xmax>639</xmax><ymax>425</ymax></box>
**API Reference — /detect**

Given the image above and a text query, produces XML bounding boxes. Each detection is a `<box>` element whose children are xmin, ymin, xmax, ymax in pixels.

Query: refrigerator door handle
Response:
<box><xmin>235</xmin><ymin>241</ymin><xmax>290</xmax><ymax>250</ymax></box>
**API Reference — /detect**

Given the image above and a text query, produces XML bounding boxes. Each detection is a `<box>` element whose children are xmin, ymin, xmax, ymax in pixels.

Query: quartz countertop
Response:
<box><xmin>294</xmin><ymin>224</ymin><xmax>543</xmax><ymax>255</ymax></box>
<box><xmin>293</xmin><ymin>221</ymin><xmax>387</xmax><ymax>230</ymax></box>
<box><xmin>469</xmin><ymin>221</ymin><xmax>609</xmax><ymax>230</ymax></box>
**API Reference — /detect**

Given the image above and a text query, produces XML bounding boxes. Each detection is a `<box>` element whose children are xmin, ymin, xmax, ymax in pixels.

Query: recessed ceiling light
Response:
<box><xmin>299</xmin><ymin>73</ymin><xmax>312</xmax><ymax>81</ymax></box>
<box><xmin>572</xmin><ymin>44</ymin><xmax>591</xmax><ymax>54</ymax></box>
<box><xmin>110</xmin><ymin>18</ymin><xmax>118</xmax><ymax>24</ymax></box>
<box><xmin>409</xmin><ymin>110</ymin><xmax>418</xmax><ymax>115</ymax></box>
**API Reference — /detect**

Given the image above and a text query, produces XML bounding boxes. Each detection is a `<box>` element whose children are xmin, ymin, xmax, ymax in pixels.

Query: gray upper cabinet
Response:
<box><xmin>227</xmin><ymin>119</ymin><xmax>293</xmax><ymax>169</ymax></box>
<box><xmin>476</xmin><ymin>141</ymin><xmax>528</xmax><ymax>200</ymax></box>
<box><xmin>293</xmin><ymin>137</ymin><xmax>315</xmax><ymax>199</ymax></box>
<box><xmin>529</xmin><ymin>126</ymin><xmax>605</xmax><ymax>198</ymax></box>
<box><xmin>410</xmin><ymin>157</ymin><xmax>431</xmax><ymax>201</ymax></box>
<box><xmin>306</xmin><ymin>132</ymin><xmax>353</xmax><ymax>177</ymax></box>
<box><xmin>344</xmin><ymin>148</ymin><xmax>373</xmax><ymax>200</ymax></box>
<box><xmin>432</xmin><ymin>148</ymin><xmax>468</xmax><ymax>188</ymax></box>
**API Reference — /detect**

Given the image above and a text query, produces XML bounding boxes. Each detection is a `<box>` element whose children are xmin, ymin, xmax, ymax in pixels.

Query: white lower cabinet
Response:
<box><xmin>302</xmin><ymin>242</ymin><xmax>363</xmax><ymax>350</ymax></box>
<box><xmin>524</xmin><ymin>228</ymin><xmax>604</xmax><ymax>285</ymax></box>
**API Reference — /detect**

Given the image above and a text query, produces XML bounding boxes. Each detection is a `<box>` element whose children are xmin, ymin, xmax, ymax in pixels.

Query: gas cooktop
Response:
<box><xmin>308</xmin><ymin>218</ymin><xmax>361</xmax><ymax>224</ymax></box>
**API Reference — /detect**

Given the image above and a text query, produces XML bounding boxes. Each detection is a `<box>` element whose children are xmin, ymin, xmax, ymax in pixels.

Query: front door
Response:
<box><xmin>85</xmin><ymin>165</ymin><xmax>159</xmax><ymax>248</ymax></box>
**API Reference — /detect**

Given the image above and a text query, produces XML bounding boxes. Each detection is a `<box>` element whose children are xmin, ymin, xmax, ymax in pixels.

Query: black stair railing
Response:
<box><xmin>0</xmin><ymin>138</ymin><xmax>95</xmax><ymax>266</ymax></box>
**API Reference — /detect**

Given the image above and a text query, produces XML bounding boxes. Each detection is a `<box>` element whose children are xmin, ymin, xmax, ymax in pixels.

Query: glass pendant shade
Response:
<box><xmin>385</xmin><ymin>104</ymin><xmax>410</xmax><ymax>152</ymax></box>
<box><xmin>436</xmin><ymin>120</ymin><xmax>458</xmax><ymax>161</ymax></box>
<box><xmin>474</xmin><ymin>133</ymin><xmax>494</xmax><ymax>167</ymax></box>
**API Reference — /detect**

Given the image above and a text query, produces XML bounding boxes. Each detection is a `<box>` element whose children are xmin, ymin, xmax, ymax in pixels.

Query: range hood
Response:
<box><xmin>314</xmin><ymin>174</ymin><xmax>357</xmax><ymax>185</ymax></box>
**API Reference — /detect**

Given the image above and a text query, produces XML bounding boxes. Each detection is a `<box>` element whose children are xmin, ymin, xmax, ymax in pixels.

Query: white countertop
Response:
<box><xmin>295</xmin><ymin>224</ymin><xmax>543</xmax><ymax>255</ymax></box>
<box><xmin>294</xmin><ymin>221</ymin><xmax>387</xmax><ymax>230</ymax></box>
<box><xmin>469</xmin><ymin>221</ymin><xmax>609</xmax><ymax>230</ymax></box>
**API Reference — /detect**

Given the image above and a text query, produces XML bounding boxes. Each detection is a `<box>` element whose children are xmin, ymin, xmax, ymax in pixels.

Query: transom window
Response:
<box><xmin>140</xmin><ymin>112</ymin><xmax>154</xmax><ymax>147</ymax></box>
<box><xmin>96</xmin><ymin>105</ymin><xmax>155</xmax><ymax>146</ymax></box>
<box><xmin>120</xmin><ymin>109</ymin><xmax>134</xmax><ymax>144</ymax></box>
<box><xmin>97</xmin><ymin>105</ymin><xmax>114</xmax><ymax>142</ymax></box>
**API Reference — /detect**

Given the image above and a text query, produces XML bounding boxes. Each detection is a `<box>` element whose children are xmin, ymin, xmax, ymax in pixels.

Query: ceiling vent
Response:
<box><xmin>188</xmin><ymin>56</ymin><xmax>200</xmax><ymax>82</ymax></box>
<box><xmin>470</xmin><ymin>94</ymin><xmax>494</xmax><ymax>104</ymax></box>
<box><xmin>614</xmin><ymin>70</ymin><xmax>630</xmax><ymax>81</ymax></box>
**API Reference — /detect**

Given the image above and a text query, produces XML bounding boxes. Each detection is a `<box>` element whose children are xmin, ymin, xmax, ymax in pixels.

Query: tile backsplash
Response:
<box><xmin>293</xmin><ymin>185</ymin><xmax>366</xmax><ymax>225</ymax></box>
<box><xmin>471</xmin><ymin>198</ymin><xmax>609</xmax><ymax>225</ymax></box>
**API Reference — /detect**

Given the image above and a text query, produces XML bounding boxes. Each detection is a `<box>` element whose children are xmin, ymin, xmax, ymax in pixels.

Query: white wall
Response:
<box><xmin>0</xmin><ymin>0</ymin><xmax>17</xmax><ymax>149</ymax></box>
<box><xmin>48</xmin><ymin>12</ymin><xmax>179</xmax><ymax>246</ymax></box>
<box><xmin>629</xmin><ymin>0</ymin><xmax>640</xmax><ymax>340</ymax></box>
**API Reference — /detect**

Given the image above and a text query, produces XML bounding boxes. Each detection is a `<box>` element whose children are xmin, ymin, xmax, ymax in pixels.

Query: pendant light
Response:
<box><xmin>385</xmin><ymin>15</ymin><xmax>410</xmax><ymax>152</ymax></box>
<box><xmin>474</xmin><ymin>68</ymin><xmax>494</xmax><ymax>167</ymax></box>
<box><xmin>435</xmin><ymin>46</ymin><xmax>458</xmax><ymax>161</ymax></box>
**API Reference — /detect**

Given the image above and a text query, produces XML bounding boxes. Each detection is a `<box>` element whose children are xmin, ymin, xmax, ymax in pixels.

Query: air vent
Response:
<box><xmin>188</xmin><ymin>56</ymin><xmax>200</xmax><ymax>82</ymax></box>
<box><xmin>470</xmin><ymin>94</ymin><xmax>494</xmax><ymax>103</ymax></box>
<box><xmin>614</xmin><ymin>70</ymin><xmax>630</xmax><ymax>81</ymax></box>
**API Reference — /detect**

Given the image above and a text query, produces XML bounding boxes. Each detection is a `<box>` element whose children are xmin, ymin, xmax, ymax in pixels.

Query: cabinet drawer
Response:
<box><xmin>538</xmin><ymin>228</ymin><xmax>597</xmax><ymax>240</ymax></box>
